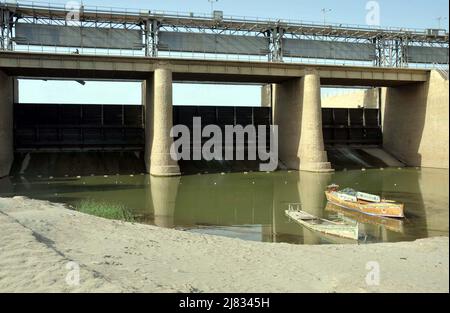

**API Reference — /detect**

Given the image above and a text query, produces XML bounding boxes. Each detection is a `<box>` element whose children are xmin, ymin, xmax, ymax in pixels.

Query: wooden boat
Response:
<box><xmin>285</xmin><ymin>207</ymin><xmax>359</xmax><ymax>241</ymax></box>
<box><xmin>325</xmin><ymin>202</ymin><xmax>404</xmax><ymax>233</ymax></box>
<box><xmin>325</xmin><ymin>185</ymin><xmax>405</xmax><ymax>218</ymax></box>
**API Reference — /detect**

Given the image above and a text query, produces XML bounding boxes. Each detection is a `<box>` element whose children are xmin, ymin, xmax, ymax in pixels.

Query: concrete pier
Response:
<box><xmin>0</xmin><ymin>71</ymin><xmax>13</xmax><ymax>178</ymax></box>
<box><xmin>381</xmin><ymin>70</ymin><xmax>449</xmax><ymax>169</ymax></box>
<box><xmin>273</xmin><ymin>69</ymin><xmax>333</xmax><ymax>172</ymax></box>
<box><xmin>273</xmin><ymin>79</ymin><xmax>302</xmax><ymax>169</ymax></box>
<box><xmin>147</xmin><ymin>68</ymin><xmax>181</xmax><ymax>176</ymax></box>
<box><xmin>298</xmin><ymin>70</ymin><xmax>333</xmax><ymax>172</ymax></box>
<box><xmin>143</xmin><ymin>77</ymin><xmax>153</xmax><ymax>173</ymax></box>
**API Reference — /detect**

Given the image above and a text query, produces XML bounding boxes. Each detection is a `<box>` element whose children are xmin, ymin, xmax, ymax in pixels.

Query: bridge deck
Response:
<box><xmin>0</xmin><ymin>52</ymin><xmax>429</xmax><ymax>86</ymax></box>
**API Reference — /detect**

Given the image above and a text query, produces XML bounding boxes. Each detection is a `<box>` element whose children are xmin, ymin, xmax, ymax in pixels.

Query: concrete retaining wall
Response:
<box><xmin>0</xmin><ymin>71</ymin><xmax>13</xmax><ymax>178</ymax></box>
<box><xmin>382</xmin><ymin>70</ymin><xmax>449</xmax><ymax>169</ymax></box>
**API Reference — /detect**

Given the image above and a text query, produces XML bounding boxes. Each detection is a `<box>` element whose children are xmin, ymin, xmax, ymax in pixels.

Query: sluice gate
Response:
<box><xmin>13</xmin><ymin>103</ymin><xmax>382</xmax><ymax>151</ymax></box>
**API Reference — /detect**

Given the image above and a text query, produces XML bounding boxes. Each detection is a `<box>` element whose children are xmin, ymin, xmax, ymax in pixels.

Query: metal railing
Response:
<box><xmin>11</xmin><ymin>42</ymin><xmax>440</xmax><ymax>69</ymax></box>
<box><xmin>2</xmin><ymin>0</ymin><xmax>448</xmax><ymax>70</ymax></box>
<box><xmin>2</xmin><ymin>0</ymin><xmax>448</xmax><ymax>35</ymax></box>
<box><xmin>433</xmin><ymin>62</ymin><xmax>449</xmax><ymax>80</ymax></box>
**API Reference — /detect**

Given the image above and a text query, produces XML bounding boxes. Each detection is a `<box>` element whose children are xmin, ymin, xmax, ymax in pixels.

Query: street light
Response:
<box><xmin>321</xmin><ymin>8</ymin><xmax>332</xmax><ymax>25</ymax></box>
<box><xmin>436</xmin><ymin>16</ymin><xmax>448</xmax><ymax>30</ymax></box>
<box><xmin>208</xmin><ymin>0</ymin><xmax>218</xmax><ymax>13</ymax></box>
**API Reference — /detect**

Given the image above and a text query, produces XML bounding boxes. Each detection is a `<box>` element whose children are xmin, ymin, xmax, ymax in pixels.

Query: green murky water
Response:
<box><xmin>0</xmin><ymin>168</ymin><xmax>448</xmax><ymax>245</ymax></box>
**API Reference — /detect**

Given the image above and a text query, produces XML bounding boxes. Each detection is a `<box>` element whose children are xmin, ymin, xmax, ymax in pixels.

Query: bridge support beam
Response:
<box><xmin>0</xmin><ymin>70</ymin><xmax>13</xmax><ymax>178</ymax></box>
<box><xmin>298</xmin><ymin>69</ymin><xmax>333</xmax><ymax>172</ymax></box>
<box><xmin>273</xmin><ymin>69</ymin><xmax>333</xmax><ymax>172</ymax></box>
<box><xmin>144</xmin><ymin>68</ymin><xmax>181</xmax><ymax>177</ymax></box>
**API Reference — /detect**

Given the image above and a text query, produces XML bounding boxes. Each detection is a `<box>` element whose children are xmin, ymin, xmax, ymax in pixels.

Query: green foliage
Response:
<box><xmin>75</xmin><ymin>199</ymin><xmax>135</xmax><ymax>222</ymax></box>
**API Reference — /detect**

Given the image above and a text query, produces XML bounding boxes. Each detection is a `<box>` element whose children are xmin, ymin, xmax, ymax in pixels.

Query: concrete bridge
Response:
<box><xmin>0</xmin><ymin>52</ymin><xmax>448</xmax><ymax>177</ymax></box>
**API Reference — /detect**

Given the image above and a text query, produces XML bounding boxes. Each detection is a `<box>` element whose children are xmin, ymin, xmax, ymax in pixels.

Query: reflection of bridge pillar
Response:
<box><xmin>298</xmin><ymin>171</ymin><xmax>333</xmax><ymax>244</ymax></box>
<box><xmin>145</xmin><ymin>67</ymin><xmax>180</xmax><ymax>177</ymax></box>
<box><xmin>150</xmin><ymin>176</ymin><xmax>180</xmax><ymax>228</ymax></box>
<box><xmin>298</xmin><ymin>69</ymin><xmax>333</xmax><ymax>173</ymax></box>
<box><xmin>0</xmin><ymin>71</ymin><xmax>13</xmax><ymax>178</ymax></box>
<box><xmin>298</xmin><ymin>171</ymin><xmax>332</xmax><ymax>217</ymax></box>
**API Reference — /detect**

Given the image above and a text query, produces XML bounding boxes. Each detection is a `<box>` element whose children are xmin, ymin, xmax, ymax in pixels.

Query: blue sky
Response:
<box><xmin>19</xmin><ymin>0</ymin><xmax>449</xmax><ymax>106</ymax></box>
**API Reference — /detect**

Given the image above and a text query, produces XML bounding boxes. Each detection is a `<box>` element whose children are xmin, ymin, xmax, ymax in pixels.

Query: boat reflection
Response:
<box><xmin>325</xmin><ymin>202</ymin><xmax>404</xmax><ymax>234</ymax></box>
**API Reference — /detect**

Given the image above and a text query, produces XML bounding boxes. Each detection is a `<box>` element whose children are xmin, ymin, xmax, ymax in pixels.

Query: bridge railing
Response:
<box><xmin>2</xmin><ymin>0</ymin><xmax>437</xmax><ymax>34</ymax></box>
<box><xmin>433</xmin><ymin>63</ymin><xmax>450</xmax><ymax>80</ymax></box>
<box><xmin>2</xmin><ymin>0</ymin><xmax>448</xmax><ymax>69</ymax></box>
<box><xmin>12</xmin><ymin>42</ymin><xmax>438</xmax><ymax>69</ymax></box>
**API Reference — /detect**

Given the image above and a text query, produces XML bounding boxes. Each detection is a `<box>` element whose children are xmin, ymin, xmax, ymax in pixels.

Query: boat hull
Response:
<box><xmin>285</xmin><ymin>210</ymin><xmax>359</xmax><ymax>241</ymax></box>
<box><xmin>325</xmin><ymin>191</ymin><xmax>404</xmax><ymax>218</ymax></box>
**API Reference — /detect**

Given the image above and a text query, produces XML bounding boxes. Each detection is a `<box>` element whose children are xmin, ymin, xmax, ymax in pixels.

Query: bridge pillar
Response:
<box><xmin>381</xmin><ymin>70</ymin><xmax>449</xmax><ymax>169</ymax></box>
<box><xmin>145</xmin><ymin>68</ymin><xmax>181</xmax><ymax>177</ymax></box>
<box><xmin>273</xmin><ymin>69</ymin><xmax>333</xmax><ymax>172</ymax></box>
<box><xmin>298</xmin><ymin>69</ymin><xmax>333</xmax><ymax>172</ymax></box>
<box><xmin>261</xmin><ymin>84</ymin><xmax>272</xmax><ymax>107</ymax></box>
<box><xmin>0</xmin><ymin>71</ymin><xmax>13</xmax><ymax>178</ymax></box>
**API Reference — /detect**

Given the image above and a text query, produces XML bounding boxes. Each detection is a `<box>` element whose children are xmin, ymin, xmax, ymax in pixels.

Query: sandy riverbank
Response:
<box><xmin>0</xmin><ymin>196</ymin><xmax>448</xmax><ymax>293</ymax></box>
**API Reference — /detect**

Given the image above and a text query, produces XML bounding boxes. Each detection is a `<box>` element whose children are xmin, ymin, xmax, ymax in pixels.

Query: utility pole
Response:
<box><xmin>208</xmin><ymin>0</ymin><xmax>218</xmax><ymax>13</ymax></box>
<box><xmin>436</xmin><ymin>16</ymin><xmax>447</xmax><ymax>30</ymax></box>
<box><xmin>321</xmin><ymin>8</ymin><xmax>332</xmax><ymax>25</ymax></box>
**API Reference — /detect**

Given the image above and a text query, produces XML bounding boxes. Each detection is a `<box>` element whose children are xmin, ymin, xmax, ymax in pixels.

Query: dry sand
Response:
<box><xmin>0</xmin><ymin>196</ymin><xmax>448</xmax><ymax>293</ymax></box>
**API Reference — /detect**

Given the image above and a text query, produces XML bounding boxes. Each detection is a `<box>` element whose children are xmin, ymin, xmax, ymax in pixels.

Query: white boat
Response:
<box><xmin>285</xmin><ymin>206</ymin><xmax>359</xmax><ymax>241</ymax></box>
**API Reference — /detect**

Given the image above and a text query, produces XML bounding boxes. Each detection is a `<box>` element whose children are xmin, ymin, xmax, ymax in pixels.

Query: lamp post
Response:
<box><xmin>208</xmin><ymin>0</ymin><xmax>218</xmax><ymax>13</ymax></box>
<box><xmin>321</xmin><ymin>8</ymin><xmax>332</xmax><ymax>25</ymax></box>
<box><xmin>436</xmin><ymin>16</ymin><xmax>448</xmax><ymax>30</ymax></box>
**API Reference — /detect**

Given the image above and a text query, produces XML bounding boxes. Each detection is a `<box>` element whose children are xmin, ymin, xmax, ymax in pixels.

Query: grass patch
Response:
<box><xmin>75</xmin><ymin>199</ymin><xmax>135</xmax><ymax>222</ymax></box>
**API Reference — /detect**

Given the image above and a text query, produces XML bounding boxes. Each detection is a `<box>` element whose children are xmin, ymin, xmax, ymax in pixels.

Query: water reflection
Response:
<box><xmin>298</xmin><ymin>172</ymin><xmax>333</xmax><ymax>245</ymax></box>
<box><xmin>149</xmin><ymin>176</ymin><xmax>180</xmax><ymax>228</ymax></box>
<box><xmin>0</xmin><ymin>168</ymin><xmax>448</xmax><ymax>245</ymax></box>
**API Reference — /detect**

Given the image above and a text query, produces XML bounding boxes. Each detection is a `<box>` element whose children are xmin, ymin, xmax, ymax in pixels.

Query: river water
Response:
<box><xmin>0</xmin><ymin>168</ymin><xmax>448</xmax><ymax>245</ymax></box>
